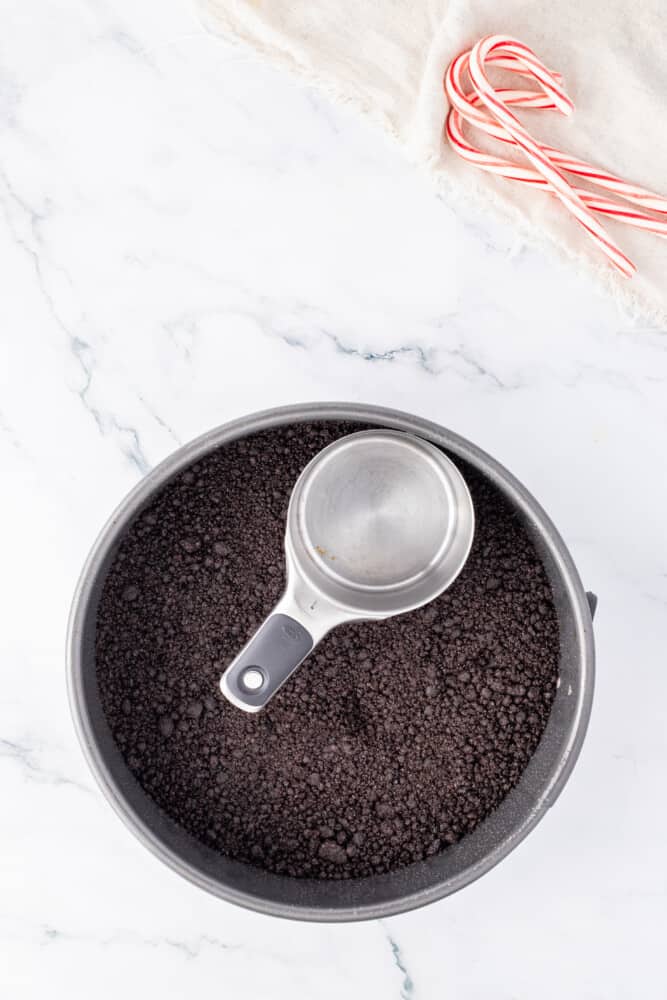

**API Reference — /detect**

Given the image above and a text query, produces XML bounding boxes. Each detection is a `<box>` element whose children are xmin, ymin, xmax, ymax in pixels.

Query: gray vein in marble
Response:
<box><xmin>108</xmin><ymin>418</ymin><xmax>151</xmax><ymax>474</ymax></box>
<box><xmin>615</xmin><ymin>326</ymin><xmax>667</xmax><ymax>348</ymax></box>
<box><xmin>38</xmin><ymin>925</ymin><xmax>256</xmax><ymax>960</ymax></box>
<box><xmin>561</xmin><ymin>361</ymin><xmax>666</xmax><ymax>396</ymax></box>
<box><xmin>71</xmin><ymin>338</ymin><xmax>151</xmax><ymax>474</ymax></box>
<box><xmin>42</xmin><ymin>926</ymin><xmax>64</xmax><ymax>943</ymax></box>
<box><xmin>444</xmin><ymin>342</ymin><xmax>513</xmax><ymax>389</ymax></box>
<box><xmin>435</xmin><ymin>191</ymin><xmax>518</xmax><ymax>257</ymax></box>
<box><xmin>611</xmin><ymin>752</ymin><xmax>640</xmax><ymax>776</ymax></box>
<box><xmin>106</xmin><ymin>27</ymin><xmax>149</xmax><ymax>60</ymax></box>
<box><xmin>138</xmin><ymin>395</ymin><xmax>182</xmax><ymax>446</ymax></box>
<box><xmin>157</xmin><ymin>935</ymin><xmax>235</xmax><ymax>959</ymax></box>
<box><xmin>40</xmin><ymin>926</ymin><xmax>235</xmax><ymax>956</ymax></box>
<box><xmin>0</xmin><ymin>164</ymin><xmax>45</xmax><ymax>244</ymax></box>
<box><xmin>159</xmin><ymin>266</ymin><xmax>514</xmax><ymax>391</ymax></box>
<box><xmin>322</xmin><ymin>328</ymin><xmax>516</xmax><ymax>389</ymax></box>
<box><xmin>324</xmin><ymin>331</ymin><xmax>437</xmax><ymax>375</ymax></box>
<box><xmin>304</xmin><ymin>90</ymin><xmax>343</xmax><ymax>138</ymax></box>
<box><xmin>159</xmin><ymin>278</ymin><xmax>516</xmax><ymax>390</ymax></box>
<box><xmin>0</xmin><ymin>738</ymin><xmax>91</xmax><ymax>794</ymax></box>
<box><xmin>382</xmin><ymin>926</ymin><xmax>415</xmax><ymax>999</ymax></box>
<box><xmin>0</xmin><ymin>65</ymin><xmax>21</xmax><ymax>127</ymax></box>
<box><xmin>0</xmin><ymin>409</ymin><xmax>22</xmax><ymax>451</ymax></box>
<box><xmin>87</xmin><ymin>0</ymin><xmax>160</xmax><ymax>70</ymax></box>
<box><xmin>142</xmin><ymin>29</ymin><xmax>214</xmax><ymax>62</ymax></box>
<box><xmin>281</xmin><ymin>334</ymin><xmax>306</xmax><ymax>349</ymax></box>
<box><xmin>641</xmin><ymin>586</ymin><xmax>667</xmax><ymax>608</ymax></box>
<box><xmin>428</xmin><ymin>312</ymin><xmax>522</xmax><ymax>389</ymax></box>
<box><xmin>35</xmin><ymin>922</ymin><xmax>392</xmax><ymax>979</ymax></box>
<box><xmin>0</xmin><ymin>174</ymin><xmax>151</xmax><ymax>475</ymax></box>
<box><xmin>163</xmin><ymin>317</ymin><xmax>197</xmax><ymax>362</ymax></box>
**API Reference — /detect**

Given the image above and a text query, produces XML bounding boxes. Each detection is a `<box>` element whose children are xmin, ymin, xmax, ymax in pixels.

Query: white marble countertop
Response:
<box><xmin>2</xmin><ymin>2</ymin><xmax>666</xmax><ymax>997</ymax></box>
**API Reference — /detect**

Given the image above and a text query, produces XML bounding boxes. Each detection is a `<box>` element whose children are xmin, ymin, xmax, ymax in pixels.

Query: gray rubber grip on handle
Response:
<box><xmin>220</xmin><ymin>613</ymin><xmax>314</xmax><ymax>712</ymax></box>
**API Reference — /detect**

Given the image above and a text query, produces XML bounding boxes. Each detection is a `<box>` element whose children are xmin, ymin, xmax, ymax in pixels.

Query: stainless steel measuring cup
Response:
<box><xmin>220</xmin><ymin>430</ymin><xmax>475</xmax><ymax>711</ymax></box>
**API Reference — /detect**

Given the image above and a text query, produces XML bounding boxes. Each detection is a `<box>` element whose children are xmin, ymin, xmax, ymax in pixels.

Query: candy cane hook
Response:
<box><xmin>445</xmin><ymin>35</ymin><xmax>667</xmax><ymax>277</ymax></box>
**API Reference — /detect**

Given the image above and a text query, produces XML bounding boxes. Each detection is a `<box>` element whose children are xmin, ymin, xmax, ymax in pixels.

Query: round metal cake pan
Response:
<box><xmin>67</xmin><ymin>402</ymin><xmax>595</xmax><ymax>922</ymax></box>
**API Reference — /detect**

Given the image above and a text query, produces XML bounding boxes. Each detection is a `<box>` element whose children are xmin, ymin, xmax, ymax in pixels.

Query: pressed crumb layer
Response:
<box><xmin>96</xmin><ymin>421</ymin><xmax>560</xmax><ymax>879</ymax></box>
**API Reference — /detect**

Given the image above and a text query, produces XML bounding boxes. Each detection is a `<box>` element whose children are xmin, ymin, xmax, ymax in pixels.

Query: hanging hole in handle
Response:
<box><xmin>240</xmin><ymin>666</ymin><xmax>266</xmax><ymax>693</ymax></box>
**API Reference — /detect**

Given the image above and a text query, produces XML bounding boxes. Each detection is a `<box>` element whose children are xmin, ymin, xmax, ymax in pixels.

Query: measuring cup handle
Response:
<box><xmin>220</xmin><ymin>613</ymin><xmax>314</xmax><ymax>712</ymax></box>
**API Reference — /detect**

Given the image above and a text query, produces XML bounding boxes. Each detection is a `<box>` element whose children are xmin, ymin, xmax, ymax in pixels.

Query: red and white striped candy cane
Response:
<box><xmin>445</xmin><ymin>35</ymin><xmax>667</xmax><ymax>277</ymax></box>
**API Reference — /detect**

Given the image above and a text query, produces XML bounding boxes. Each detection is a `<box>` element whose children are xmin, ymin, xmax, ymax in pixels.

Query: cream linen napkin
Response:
<box><xmin>199</xmin><ymin>0</ymin><xmax>667</xmax><ymax>322</ymax></box>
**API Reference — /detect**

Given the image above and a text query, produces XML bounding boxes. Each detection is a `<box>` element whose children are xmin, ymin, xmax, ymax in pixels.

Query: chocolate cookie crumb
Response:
<box><xmin>96</xmin><ymin>421</ymin><xmax>559</xmax><ymax>879</ymax></box>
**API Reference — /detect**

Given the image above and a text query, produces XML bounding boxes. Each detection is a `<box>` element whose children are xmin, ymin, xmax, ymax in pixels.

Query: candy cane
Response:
<box><xmin>445</xmin><ymin>35</ymin><xmax>667</xmax><ymax>277</ymax></box>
